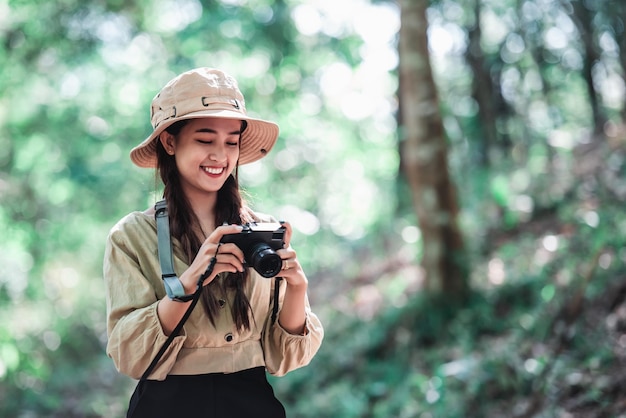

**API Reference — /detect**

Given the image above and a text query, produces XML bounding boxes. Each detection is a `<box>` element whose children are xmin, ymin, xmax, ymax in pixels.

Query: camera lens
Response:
<box><xmin>249</xmin><ymin>242</ymin><xmax>283</xmax><ymax>278</ymax></box>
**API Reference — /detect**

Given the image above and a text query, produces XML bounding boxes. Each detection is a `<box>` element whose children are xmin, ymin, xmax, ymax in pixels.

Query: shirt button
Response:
<box><xmin>224</xmin><ymin>333</ymin><xmax>234</xmax><ymax>342</ymax></box>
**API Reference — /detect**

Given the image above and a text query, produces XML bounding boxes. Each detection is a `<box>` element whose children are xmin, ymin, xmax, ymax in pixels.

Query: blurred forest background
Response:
<box><xmin>1</xmin><ymin>0</ymin><xmax>626</xmax><ymax>416</ymax></box>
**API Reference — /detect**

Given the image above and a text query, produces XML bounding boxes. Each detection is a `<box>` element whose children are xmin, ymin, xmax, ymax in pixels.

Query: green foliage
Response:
<box><xmin>272</xmin><ymin>201</ymin><xmax>625</xmax><ymax>417</ymax></box>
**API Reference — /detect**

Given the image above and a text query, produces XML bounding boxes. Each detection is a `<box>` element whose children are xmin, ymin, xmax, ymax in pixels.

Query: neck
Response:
<box><xmin>185</xmin><ymin>191</ymin><xmax>218</xmax><ymax>235</ymax></box>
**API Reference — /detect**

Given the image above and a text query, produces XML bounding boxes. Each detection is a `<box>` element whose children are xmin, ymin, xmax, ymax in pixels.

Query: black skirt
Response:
<box><xmin>127</xmin><ymin>366</ymin><xmax>286</xmax><ymax>418</ymax></box>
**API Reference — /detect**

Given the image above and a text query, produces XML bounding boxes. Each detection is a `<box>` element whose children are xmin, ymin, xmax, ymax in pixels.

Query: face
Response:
<box><xmin>160</xmin><ymin>118</ymin><xmax>242</xmax><ymax>198</ymax></box>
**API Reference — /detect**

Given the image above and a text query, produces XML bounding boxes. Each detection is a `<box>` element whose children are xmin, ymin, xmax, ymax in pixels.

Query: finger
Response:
<box><xmin>280</xmin><ymin>221</ymin><xmax>292</xmax><ymax>247</ymax></box>
<box><xmin>277</xmin><ymin>247</ymin><xmax>296</xmax><ymax>260</ymax></box>
<box><xmin>206</xmin><ymin>224</ymin><xmax>244</xmax><ymax>244</ymax></box>
<box><xmin>280</xmin><ymin>253</ymin><xmax>301</xmax><ymax>272</ymax></box>
<box><xmin>215</xmin><ymin>242</ymin><xmax>245</xmax><ymax>262</ymax></box>
<box><xmin>215</xmin><ymin>252</ymin><xmax>246</xmax><ymax>272</ymax></box>
<box><xmin>282</xmin><ymin>259</ymin><xmax>296</xmax><ymax>271</ymax></box>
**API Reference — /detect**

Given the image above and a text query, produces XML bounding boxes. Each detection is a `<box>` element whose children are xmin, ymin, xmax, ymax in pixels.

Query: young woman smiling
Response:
<box><xmin>103</xmin><ymin>68</ymin><xmax>324</xmax><ymax>418</ymax></box>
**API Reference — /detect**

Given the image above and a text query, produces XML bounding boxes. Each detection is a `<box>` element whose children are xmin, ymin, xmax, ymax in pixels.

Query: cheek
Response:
<box><xmin>229</xmin><ymin>147</ymin><xmax>241</xmax><ymax>162</ymax></box>
<box><xmin>174</xmin><ymin>150</ymin><xmax>200</xmax><ymax>172</ymax></box>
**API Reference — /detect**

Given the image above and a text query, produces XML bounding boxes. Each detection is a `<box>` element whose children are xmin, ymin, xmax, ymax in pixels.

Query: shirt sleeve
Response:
<box><xmin>103</xmin><ymin>223</ymin><xmax>186</xmax><ymax>381</ymax></box>
<box><xmin>261</xmin><ymin>279</ymin><xmax>324</xmax><ymax>377</ymax></box>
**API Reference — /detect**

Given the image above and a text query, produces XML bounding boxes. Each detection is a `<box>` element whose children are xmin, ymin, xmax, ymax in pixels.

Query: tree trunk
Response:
<box><xmin>566</xmin><ymin>0</ymin><xmax>607</xmax><ymax>135</ymax></box>
<box><xmin>609</xmin><ymin>1</ymin><xmax>626</xmax><ymax>123</ymax></box>
<box><xmin>465</xmin><ymin>0</ymin><xmax>500</xmax><ymax>167</ymax></box>
<box><xmin>398</xmin><ymin>0</ymin><xmax>469</xmax><ymax>300</ymax></box>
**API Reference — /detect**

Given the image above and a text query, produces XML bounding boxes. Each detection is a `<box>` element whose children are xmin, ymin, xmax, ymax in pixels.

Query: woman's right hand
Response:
<box><xmin>179</xmin><ymin>224</ymin><xmax>246</xmax><ymax>292</ymax></box>
<box><xmin>157</xmin><ymin>224</ymin><xmax>245</xmax><ymax>335</ymax></box>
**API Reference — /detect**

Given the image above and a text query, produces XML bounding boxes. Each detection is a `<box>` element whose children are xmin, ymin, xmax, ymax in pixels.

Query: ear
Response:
<box><xmin>159</xmin><ymin>131</ymin><xmax>176</xmax><ymax>155</ymax></box>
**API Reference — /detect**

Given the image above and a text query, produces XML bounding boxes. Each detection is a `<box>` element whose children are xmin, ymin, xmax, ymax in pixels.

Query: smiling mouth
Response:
<box><xmin>202</xmin><ymin>166</ymin><xmax>225</xmax><ymax>175</ymax></box>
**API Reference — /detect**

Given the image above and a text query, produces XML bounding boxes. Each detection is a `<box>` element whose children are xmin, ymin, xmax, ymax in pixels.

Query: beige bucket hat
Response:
<box><xmin>130</xmin><ymin>67</ymin><xmax>279</xmax><ymax>168</ymax></box>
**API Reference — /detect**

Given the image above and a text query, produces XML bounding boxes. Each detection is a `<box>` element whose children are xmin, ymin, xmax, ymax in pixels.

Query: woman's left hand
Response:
<box><xmin>275</xmin><ymin>221</ymin><xmax>307</xmax><ymax>289</ymax></box>
<box><xmin>274</xmin><ymin>221</ymin><xmax>309</xmax><ymax>334</ymax></box>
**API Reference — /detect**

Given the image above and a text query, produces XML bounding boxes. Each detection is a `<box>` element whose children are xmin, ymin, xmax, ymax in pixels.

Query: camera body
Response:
<box><xmin>220</xmin><ymin>222</ymin><xmax>286</xmax><ymax>278</ymax></box>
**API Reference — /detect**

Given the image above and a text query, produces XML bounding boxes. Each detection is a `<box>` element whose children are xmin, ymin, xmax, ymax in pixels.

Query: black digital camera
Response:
<box><xmin>220</xmin><ymin>222</ymin><xmax>286</xmax><ymax>278</ymax></box>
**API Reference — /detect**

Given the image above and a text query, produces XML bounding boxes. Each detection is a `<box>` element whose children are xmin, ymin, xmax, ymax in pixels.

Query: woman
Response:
<box><xmin>103</xmin><ymin>67</ymin><xmax>324</xmax><ymax>417</ymax></box>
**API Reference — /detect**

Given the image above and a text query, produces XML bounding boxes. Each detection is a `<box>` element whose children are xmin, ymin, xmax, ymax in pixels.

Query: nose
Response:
<box><xmin>209</xmin><ymin>143</ymin><xmax>227</xmax><ymax>161</ymax></box>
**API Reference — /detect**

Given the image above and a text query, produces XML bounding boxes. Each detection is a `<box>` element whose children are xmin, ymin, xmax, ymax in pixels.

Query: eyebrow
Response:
<box><xmin>195</xmin><ymin>128</ymin><xmax>242</xmax><ymax>135</ymax></box>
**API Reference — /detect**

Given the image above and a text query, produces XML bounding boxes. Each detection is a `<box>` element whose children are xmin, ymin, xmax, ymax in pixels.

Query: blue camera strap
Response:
<box><xmin>155</xmin><ymin>200</ymin><xmax>197</xmax><ymax>302</ymax></box>
<box><xmin>138</xmin><ymin>199</ymin><xmax>217</xmax><ymax>382</ymax></box>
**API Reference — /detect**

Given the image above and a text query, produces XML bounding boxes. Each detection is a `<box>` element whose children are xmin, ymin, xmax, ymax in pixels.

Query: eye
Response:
<box><xmin>227</xmin><ymin>141</ymin><xmax>239</xmax><ymax>146</ymax></box>
<box><xmin>197</xmin><ymin>139</ymin><xmax>212</xmax><ymax>144</ymax></box>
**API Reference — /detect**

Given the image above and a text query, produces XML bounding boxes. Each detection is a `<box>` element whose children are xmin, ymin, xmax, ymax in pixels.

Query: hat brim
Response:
<box><xmin>130</xmin><ymin>109</ymin><xmax>279</xmax><ymax>168</ymax></box>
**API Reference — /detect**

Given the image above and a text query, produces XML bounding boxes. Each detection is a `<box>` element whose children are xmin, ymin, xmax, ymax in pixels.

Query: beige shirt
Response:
<box><xmin>103</xmin><ymin>211</ymin><xmax>324</xmax><ymax>381</ymax></box>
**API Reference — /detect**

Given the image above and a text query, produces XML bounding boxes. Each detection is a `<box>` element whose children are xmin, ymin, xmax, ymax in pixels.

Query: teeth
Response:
<box><xmin>203</xmin><ymin>167</ymin><xmax>224</xmax><ymax>175</ymax></box>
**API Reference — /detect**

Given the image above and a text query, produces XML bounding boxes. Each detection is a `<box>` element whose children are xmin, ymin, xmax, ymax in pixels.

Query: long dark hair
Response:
<box><xmin>156</xmin><ymin>119</ymin><xmax>254</xmax><ymax>331</ymax></box>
